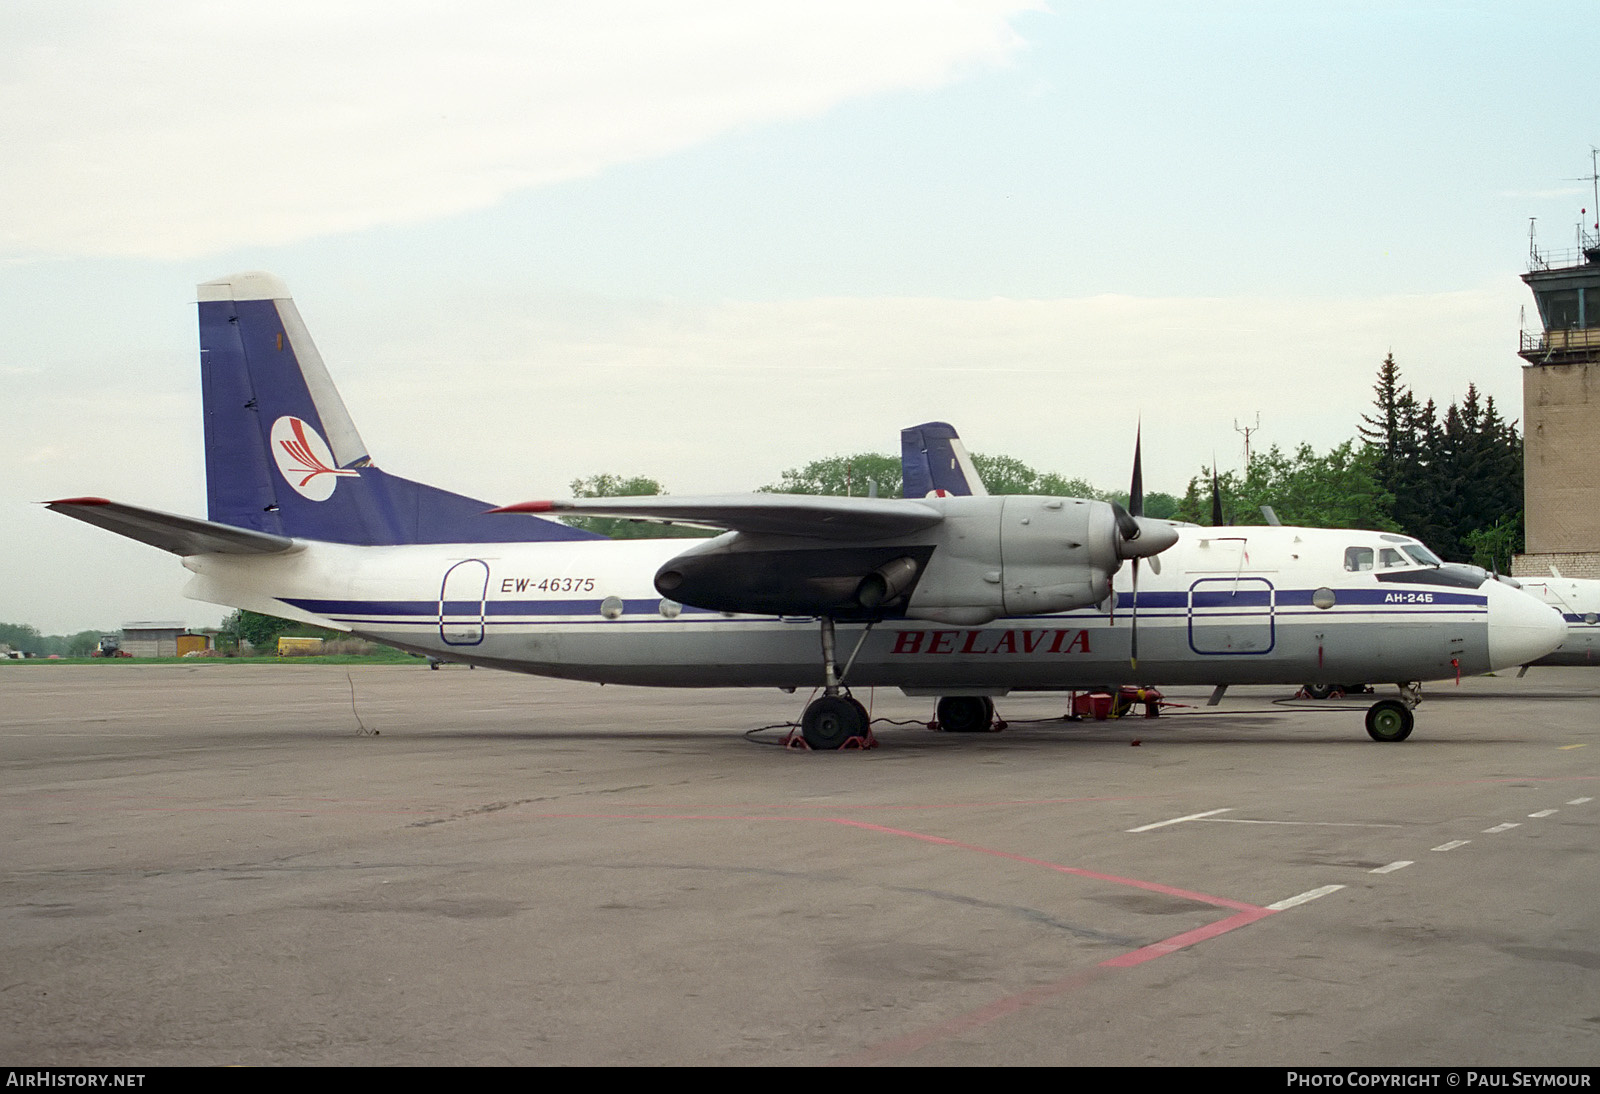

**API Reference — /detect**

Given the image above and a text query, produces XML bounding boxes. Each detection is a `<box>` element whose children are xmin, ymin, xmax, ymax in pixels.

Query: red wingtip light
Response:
<box><xmin>487</xmin><ymin>500</ymin><xmax>557</xmax><ymax>514</ymax></box>
<box><xmin>46</xmin><ymin>496</ymin><xmax>112</xmax><ymax>506</ymax></box>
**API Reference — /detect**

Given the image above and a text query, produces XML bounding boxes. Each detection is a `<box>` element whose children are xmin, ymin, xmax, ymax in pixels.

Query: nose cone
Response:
<box><xmin>1486</xmin><ymin>580</ymin><xmax>1567</xmax><ymax>670</ymax></box>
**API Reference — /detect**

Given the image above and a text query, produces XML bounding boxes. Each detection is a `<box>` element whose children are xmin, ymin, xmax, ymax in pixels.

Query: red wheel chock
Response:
<box><xmin>783</xmin><ymin>729</ymin><xmax>878</xmax><ymax>751</ymax></box>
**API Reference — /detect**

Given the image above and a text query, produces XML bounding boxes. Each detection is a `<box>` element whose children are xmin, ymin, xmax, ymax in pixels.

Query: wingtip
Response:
<box><xmin>486</xmin><ymin>500</ymin><xmax>556</xmax><ymax>514</ymax></box>
<box><xmin>45</xmin><ymin>496</ymin><xmax>111</xmax><ymax>507</ymax></box>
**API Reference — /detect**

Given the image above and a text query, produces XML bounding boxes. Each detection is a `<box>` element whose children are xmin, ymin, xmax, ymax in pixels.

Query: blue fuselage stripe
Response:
<box><xmin>281</xmin><ymin>591</ymin><xmax>1487</xmax><ymax>628</ymax></box>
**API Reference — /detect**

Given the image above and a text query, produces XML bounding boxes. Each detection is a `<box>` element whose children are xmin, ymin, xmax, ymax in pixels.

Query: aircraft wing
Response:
<box><xmin>46</xmin><ymin>498</ymin><xmax>297</xmax><ymax>556</ymax></box>
<box><xmin>491</xmin><ymin>494</ymin><xmax>944</xmax><ymax>541</ymax></box>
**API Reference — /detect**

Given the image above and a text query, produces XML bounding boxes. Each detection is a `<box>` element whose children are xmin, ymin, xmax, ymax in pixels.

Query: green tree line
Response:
<box><xmin>564</xmin><ymin>353</ymin><xmax>1520</xmax><ymax>567</ymax></box>
<box><xmin>0</xmin><ymin>622</ymin><xmax>104</xmax><ymax>657</ymax></box>
<box><xmin>1355</xmin><ymin>354</ymin><xmax>1522</xmax><ymax>567</ymax></box>
<box><xmin>216</xmin><ymin>610</ymin><xmax>345</xmax><ymax>652</ymax></box>
<box><xmin>564</xmin><ymin>451</ymin><xmax>1181</xmax><ymax>538</ymax></box>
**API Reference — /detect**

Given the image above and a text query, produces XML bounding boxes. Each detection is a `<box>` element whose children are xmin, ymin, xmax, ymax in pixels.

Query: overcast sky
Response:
<box><xmin>4</xmin><ymin>1</ymin><xmax>1597</xmax><ymax>634</ymax></box>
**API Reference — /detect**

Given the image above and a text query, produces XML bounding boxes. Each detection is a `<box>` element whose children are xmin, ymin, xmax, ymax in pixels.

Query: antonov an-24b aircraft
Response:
<box><xmin>49</xmin><ymin>273</ymin><xmax>1565</xmax><ymax>749</ymax></box>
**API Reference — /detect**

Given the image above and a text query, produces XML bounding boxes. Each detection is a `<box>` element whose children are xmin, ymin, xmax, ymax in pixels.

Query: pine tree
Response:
<box><xmin>1401</xmin><ymin>385</ymin><xmax>1523</xmax><ymax>562</ymax></box>
<box><xmin>1358</xmin><ymin>353</ymin><xmax>1408</xmax><ymax>489</ymax></box>
<box><xmin>1359</xmin><ymin>355</ymin><xmax>1432</xmax><ymax>543</ymax></box>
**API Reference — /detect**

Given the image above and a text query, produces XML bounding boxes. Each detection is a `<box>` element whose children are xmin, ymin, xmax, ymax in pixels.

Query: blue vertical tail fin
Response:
<box><xmin>899</xmin><ymin>421</ymin><xmax>987</xmax><ymax>499</ymax></box>
<box><xmin>198</xmin><ymin>272</ymin><xmax>598</xmax><ymax>544</ymax></box>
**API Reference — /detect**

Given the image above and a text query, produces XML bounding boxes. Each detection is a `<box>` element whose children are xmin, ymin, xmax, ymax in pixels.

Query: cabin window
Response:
<box><xmin>1345</xmin><ymin>547</ymin><xmax>1374</xmax><ymax>571</ymax></box>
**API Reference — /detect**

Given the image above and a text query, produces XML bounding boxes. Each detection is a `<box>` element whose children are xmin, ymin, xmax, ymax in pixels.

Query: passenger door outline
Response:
<box><xmin>439</xmin><ymin>559</ymin><xmax>490</xmax><ymax>646</ymax></box>
<box><xmin>1188</xmin><ymin>576</ymin><xmax>1276</xmax><ymax>655</ymax></box>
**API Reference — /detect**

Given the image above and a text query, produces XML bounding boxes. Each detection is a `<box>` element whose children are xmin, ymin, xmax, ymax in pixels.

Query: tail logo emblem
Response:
<box><xmin>270</xmin><ymin>416</ymin><xmax>359</xmax><ymax>501</ymax></box>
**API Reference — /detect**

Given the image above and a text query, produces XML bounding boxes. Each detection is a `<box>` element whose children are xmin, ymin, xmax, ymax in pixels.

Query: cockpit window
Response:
<box><xmin>1402</xmin><ymin>544</ymin><xmax>1443</xmax><ymax>567</ymax></box>
<box><xmin>1379</xmin><ymin>548</ymin><xmax>1407</xmax><ymax>569</ymax></box>
<box><xmin>1344</xmin><ymin>547</ymin><xmax>1374</xmax><ymax>571</ymax></box>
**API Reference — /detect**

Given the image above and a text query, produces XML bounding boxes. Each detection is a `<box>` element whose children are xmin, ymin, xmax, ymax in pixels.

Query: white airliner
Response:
<box><xmin>1515</xmin><ymin>569</ymin><xmax>1600</xmax><ymax>667</ymax></box>
<box><xmin>49</xmin><ymin>272</ymin><xmax>1565</xmax><ymax>748</ymax></box>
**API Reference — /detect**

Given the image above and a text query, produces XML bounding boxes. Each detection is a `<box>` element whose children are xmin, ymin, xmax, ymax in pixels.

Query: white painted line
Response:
<box><xmin>1568</xmin><ymin>797</ymin><xmax>1593</xmax><ymax>805</ymax></box>
<box><xmin>1432</xmin><ymin>840</ymin><xmax>1471</xmax><ymax>852</ymax></box>
<box><xmin>1370</xmin><ymin>861</ymin><xmax>1413</xmax><ymax>874</ymax></box>
<box><xmin>1483</xmin><ymin>822</ymin><xmax>1520</xmax><ymax>834</ymax></box>
<box><xmin>1529</xmin><ymin>809</ymin><xmax>1557</xmax><ymax>818</ymax></box>
<box><xmin>1267</xmin><ymin>885</ymin><xmax>1345</xmax><ymax>911</ymax></box>
<box><xmin>1126</xmin><ymin>808</ymin><xmax>1233</xmax><ymax>833</ymax></box>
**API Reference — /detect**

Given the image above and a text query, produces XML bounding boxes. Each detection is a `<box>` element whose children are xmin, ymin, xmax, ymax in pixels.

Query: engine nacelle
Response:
<box><xmin>654</xmin><ymin>541</ymin><xmax>936</xmax><ymax>617</ymax></box>
<box><xmin>903</xmin><ymin>495</ymin><xmax>1120</xmax><ymax>624</ymax></box>
<box><xmin>651</xmin><ymin>494</ymin><xmax>1176</xmax><ymax>624</ymax></box>
<box><xmin>855</xmin><ymin>556</ymin><xmax>921</xmax><ymax>609</ymax></box>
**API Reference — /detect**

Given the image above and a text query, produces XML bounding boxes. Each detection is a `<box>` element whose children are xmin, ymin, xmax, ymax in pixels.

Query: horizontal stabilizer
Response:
<box><xmin>492</xmin><ymin>494</ymin><xmax>944</xmax><ymax>541</ymax></box>
<box><xmin>46</xmin><ymin>498</ymin><xmax>297</xmax><ymax>556</ymax></box>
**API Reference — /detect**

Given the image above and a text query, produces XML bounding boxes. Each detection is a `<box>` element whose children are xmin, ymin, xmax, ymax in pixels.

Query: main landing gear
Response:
<box><xmin>799</xmin><ymin>694</ymin><xmax>871</xmax><ymax>750</ymax></box>
<box><xmin>934</xmin><ymin>695</ymin><xmax>995</xmax><ymax>734</ymax></box>
<box><xmin>1364</xmin><ymin>682</ymin><xmax>1421</xmax><ymax>742</ymax></box>
<box><xmin>795</xmin><ymin>617</ymin><xmax>876</xmax><ymax>751</ymax></box>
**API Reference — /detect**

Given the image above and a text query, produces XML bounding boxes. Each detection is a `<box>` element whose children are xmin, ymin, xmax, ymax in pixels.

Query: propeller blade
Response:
<box><xmin>1129</xmin><ymin>423</ymin><xmax>1144</xmax><ymax>519</ymax></box>
<box><xmin>1110</xmin><ymin>500</ymin><xmax>1141</xmax><ymax>543</ymax></box>
<box><xmin>1130</xmin><ymin>557</ymin><xmax>1140</xmax><ymax>669</ymax></box>
<box><xmin>1210</xmin><ymin>468</ymin><xmax>1224</xmax><ymax>527</ymax></box>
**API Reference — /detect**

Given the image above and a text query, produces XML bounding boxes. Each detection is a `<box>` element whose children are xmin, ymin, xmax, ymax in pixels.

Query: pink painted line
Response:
<box><xmin>837</xmin><ymin>967</ymin><xmax>1106</xmax><ymax>1067</ymax></box>
<box><xmin>51</xmin><ymin>794</ymin><xmax>1272</xmax><ymax>1060</ymax></box>
<box><xmin>1098</xmin><ymin>907</ymin><xmax>1276</xmax><ymax>967</ymax></box>
<box><xmin>823</xmin><ymin>818</ymin><xmax>1277</xmax><ymax>1065</ymax></box>
<box><xmin>487</xmin><ymin>810</ymin><xmax>1272</xmax><ymax>916</ymax></box>
<box><xmin>831</xmin><ymin>818</ymin><xmax>1268</xmax><ymax>913</ymax></box>
<box><xmin>838</xmin><ymin>909</ymin><xmax>1276</xmax><ymax>1066</ymax></box>
<box><xmin>25</xmin><ymin>794</ymin><xmax>1278</xmax><ymax>1061</ymax></box>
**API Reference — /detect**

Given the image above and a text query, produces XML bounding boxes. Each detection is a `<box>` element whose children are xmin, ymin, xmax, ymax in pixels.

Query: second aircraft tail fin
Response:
<box><xmin>900</xmin><ymin>421</ymin><xmax>987</xmax><ymax>499</ymax></box>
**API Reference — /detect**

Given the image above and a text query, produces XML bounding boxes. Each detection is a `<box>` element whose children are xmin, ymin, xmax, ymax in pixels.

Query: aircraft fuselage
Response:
<box><xmin>182</xmin><ymin>519</ymin><xmax>1556</xmax><ymax>693</ymax></box>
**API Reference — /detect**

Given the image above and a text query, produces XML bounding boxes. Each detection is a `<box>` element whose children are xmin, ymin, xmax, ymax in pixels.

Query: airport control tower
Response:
<box><xmin>1514</xmin><ymin>174</ymin><xmax>1600</xmax><ymax>580</ymax></box>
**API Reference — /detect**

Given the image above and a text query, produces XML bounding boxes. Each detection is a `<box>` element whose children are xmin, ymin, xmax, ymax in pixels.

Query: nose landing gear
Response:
<box><xmin>1365</xmin><ymin>683</ymin><xmax>1420</xmax><ymax>742</ymax></box>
